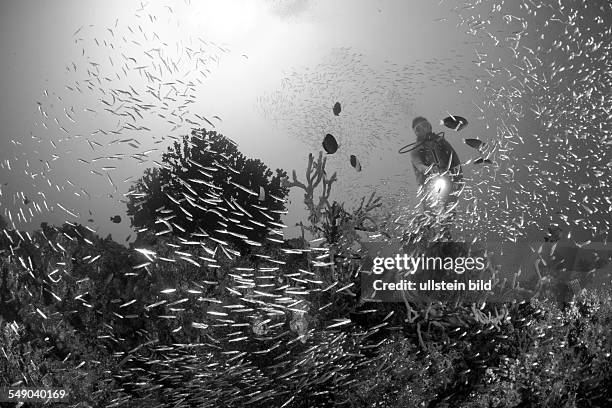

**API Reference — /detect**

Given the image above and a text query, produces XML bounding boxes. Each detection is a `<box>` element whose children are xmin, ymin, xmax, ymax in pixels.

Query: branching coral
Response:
<box><xmin>283</xmin><ymin>151</ymin><xmax>337</xmax><ymax>230</ymax></box>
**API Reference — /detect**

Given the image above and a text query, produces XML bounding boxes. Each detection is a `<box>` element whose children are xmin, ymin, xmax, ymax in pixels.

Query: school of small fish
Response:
<box><xmin>260</xmin><ymin>0</ymin><xmax>611</xmax><ymax>246</ymax></box>
<box><xmin>0</xmin><ymin>0</ymin><xmax>611</xmax><ymax>406</ymax></box>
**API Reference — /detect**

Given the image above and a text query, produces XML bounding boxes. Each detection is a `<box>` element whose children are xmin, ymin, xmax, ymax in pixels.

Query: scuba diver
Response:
<box><xmin>399</xmin><ymin>117</ymin><xmax>463</xmax><ymax>239</ymax></box>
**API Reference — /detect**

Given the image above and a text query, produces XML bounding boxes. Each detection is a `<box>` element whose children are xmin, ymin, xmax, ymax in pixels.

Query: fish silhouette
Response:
<box><xmin>322</xmin><ymin>134</ymin><xmax>338</xmax><ymax>154</ymax></box>
<box><xmin>350</xmin><ymin>155</ymin><xmax>361</xmax><ymax>171</ymax></box>
<box><xmin>441</xmin><ymin>115</ymin><xmax>468</xmax><ymax>131</ymax></box>
<box><xmin>464</xmin><ymin>138</ymin><xmax>485</xmax><ymax>150</ymax></box>
<box><xmin>333</xmin><ymin>102</ymin><xmax>341</xmax><ymax>116</ymax></box>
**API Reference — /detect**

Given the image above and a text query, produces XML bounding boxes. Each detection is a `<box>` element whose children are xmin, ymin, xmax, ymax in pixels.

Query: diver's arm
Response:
<box><xmin>410</xmin><ymin>149</ymin><xmax>430</xmax><ymax>173</ymax></box>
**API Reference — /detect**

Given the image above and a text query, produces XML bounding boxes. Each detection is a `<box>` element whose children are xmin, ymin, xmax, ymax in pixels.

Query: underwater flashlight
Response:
<box><xmin>433</xmin><ymin>175</ymin><xmax>449</xmax><ymax>195</ymax></box>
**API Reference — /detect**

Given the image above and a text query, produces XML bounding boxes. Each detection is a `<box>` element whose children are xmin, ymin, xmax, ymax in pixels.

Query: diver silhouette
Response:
<box><xmin>399</xmin><ymin>117</ymin><xmax>463</xmax><ymax>238</ymax></box>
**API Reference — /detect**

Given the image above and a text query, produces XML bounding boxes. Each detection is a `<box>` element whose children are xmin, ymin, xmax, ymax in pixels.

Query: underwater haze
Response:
<box><xmin>0</xmin><ymin>0</ymin><xmax>611</xmax><ymax>407</ymax></box>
